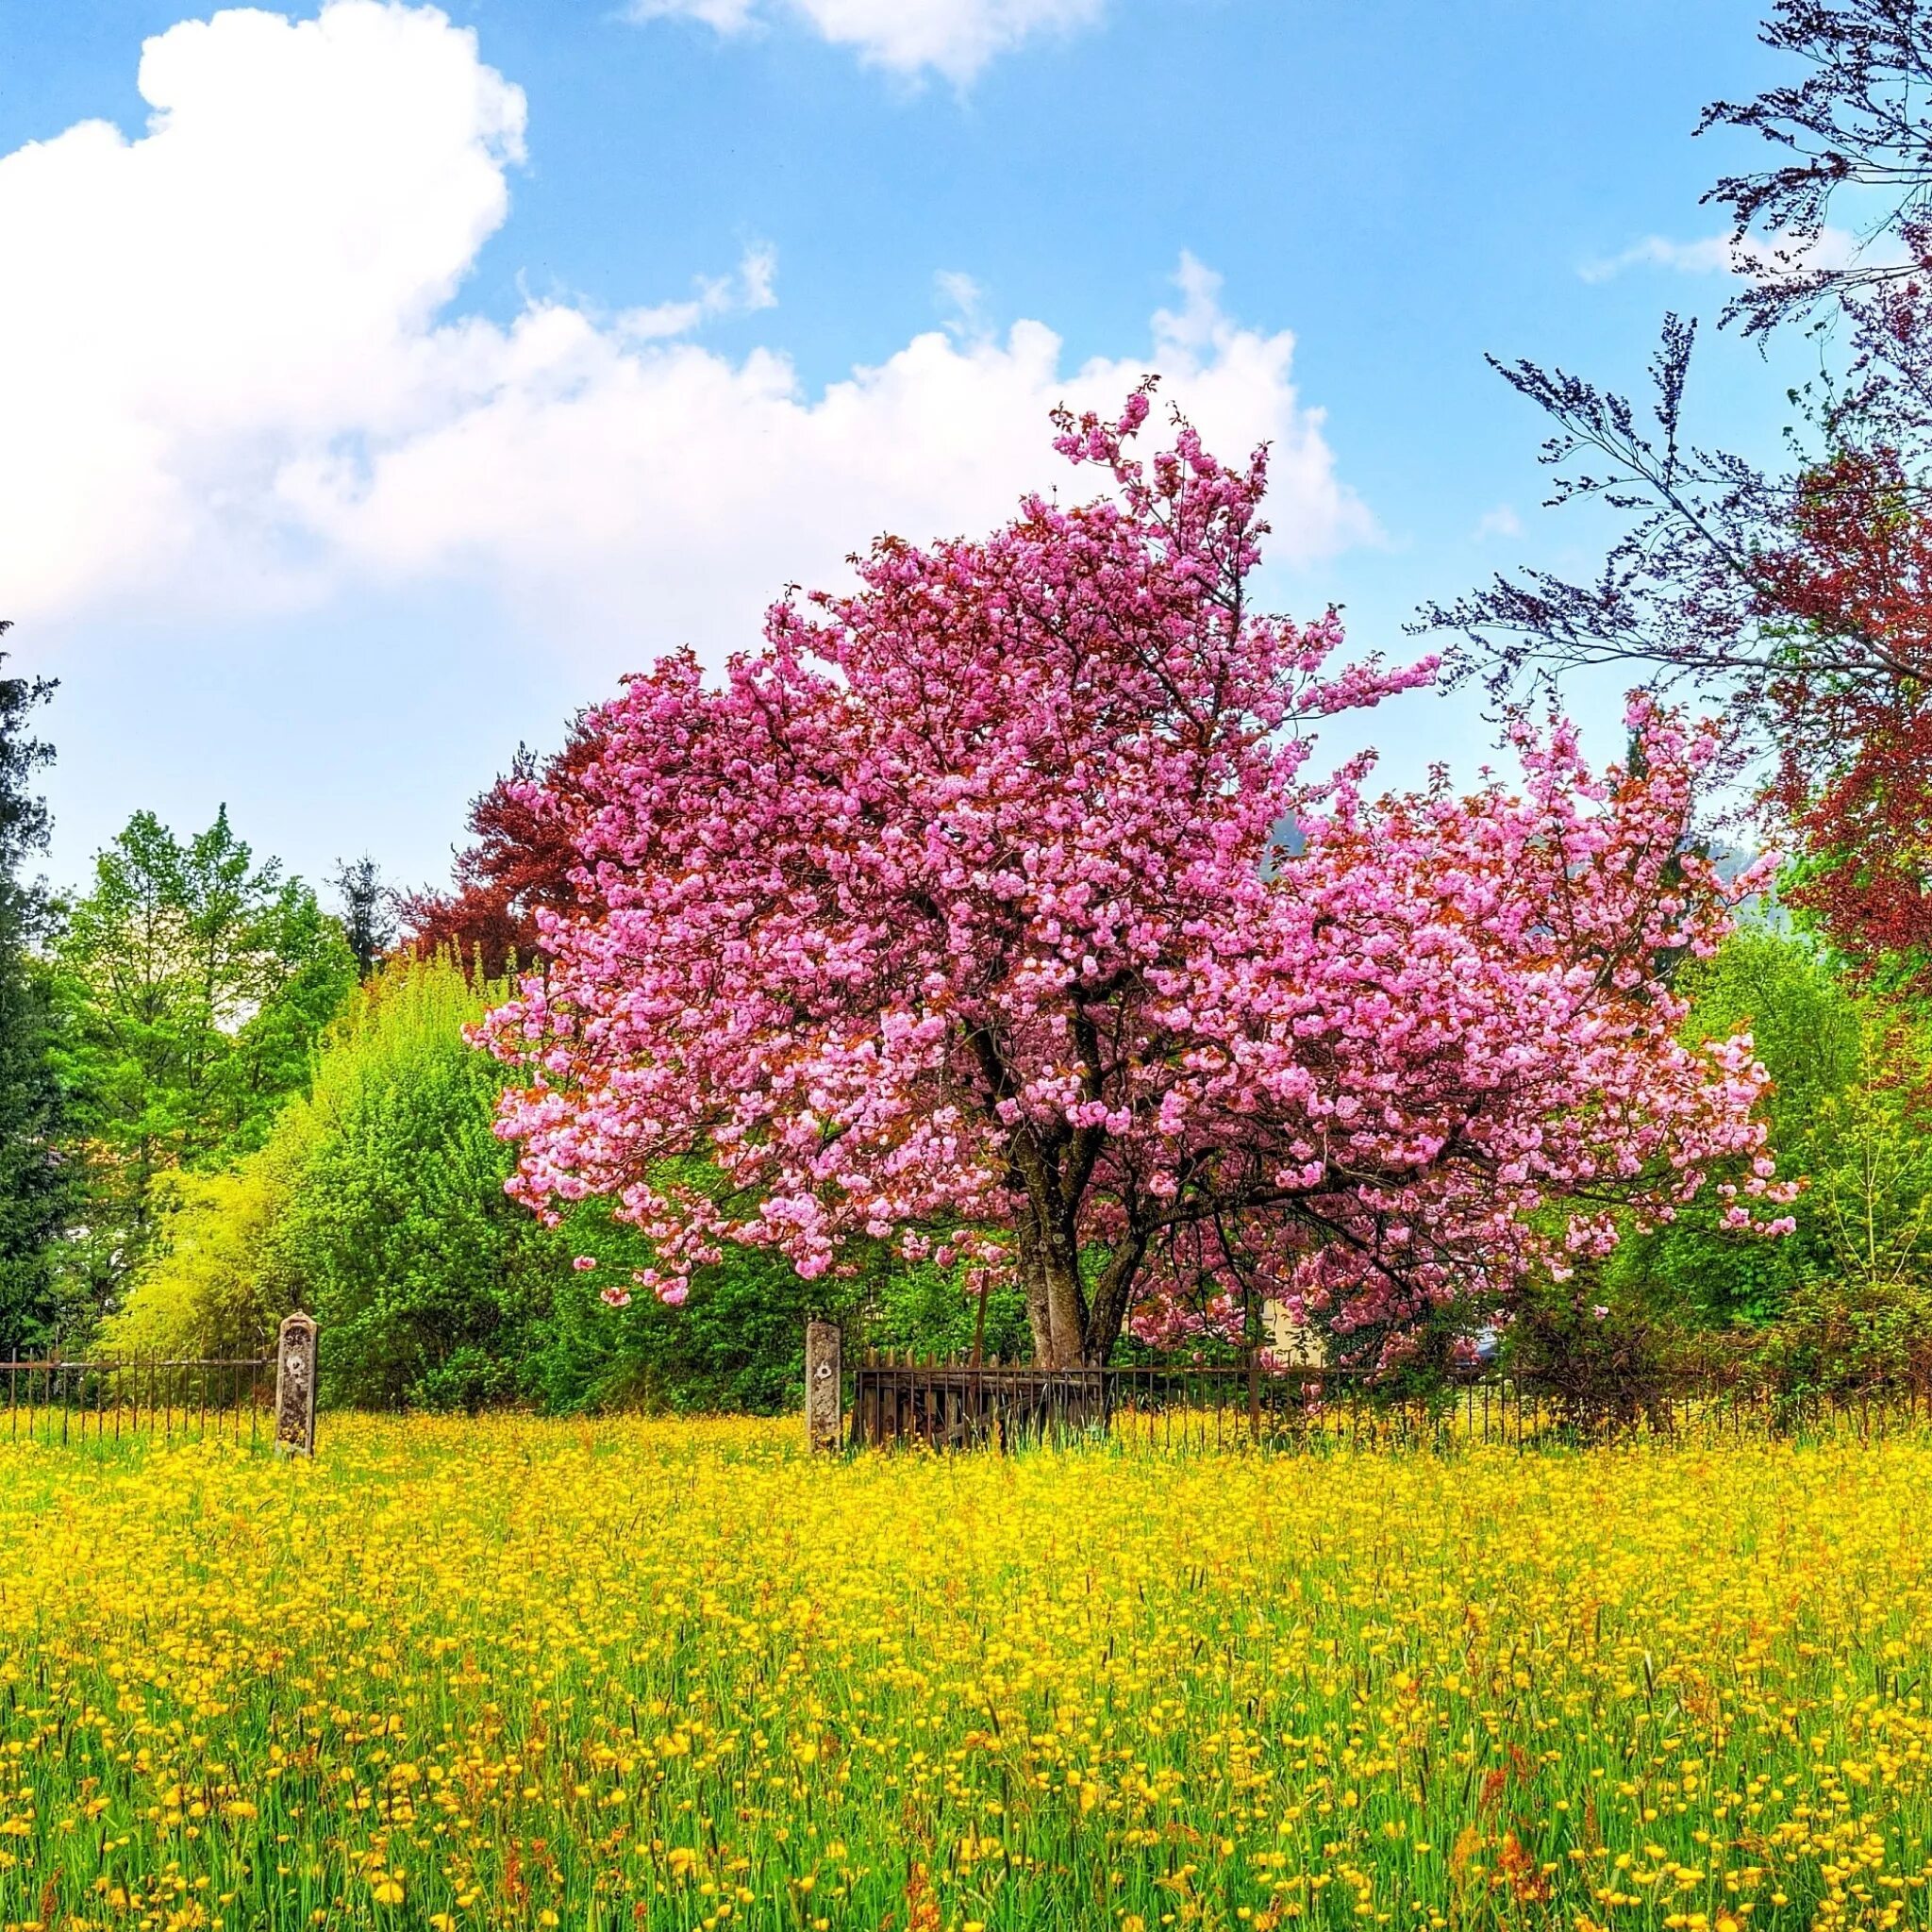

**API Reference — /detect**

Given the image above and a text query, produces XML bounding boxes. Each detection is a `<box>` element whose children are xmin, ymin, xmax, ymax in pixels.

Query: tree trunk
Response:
<box><xmin>1014</xmin><ymin>1194</ymin><xmax>1091</xmax><ymax>1366</ymax></box>
<box><xmin>1020</xmin><ymin>1221</ymin><xmax>1089</xmax><ymax>1368</ymax></box>
<box><xmin>1016</xmin><ymin>1203</ymin><xmax>1145</xmax><ymax>1369</ymax></box>
<box><xmin>1015</xmin><ymin>1221</ymin><xmax>1056</xmax><ymax>1363</ymax></box>
<box><xmin>1085</xmin><ymin>1232</ymin><xmax>1146</xmax><ymax>1369</ymax></box>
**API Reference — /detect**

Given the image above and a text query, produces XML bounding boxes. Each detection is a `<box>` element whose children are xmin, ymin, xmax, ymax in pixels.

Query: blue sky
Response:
<box><xmin>0</xmin><ymin>0</ymin><xmax>1795</xmax><ymax>903</ymax></box>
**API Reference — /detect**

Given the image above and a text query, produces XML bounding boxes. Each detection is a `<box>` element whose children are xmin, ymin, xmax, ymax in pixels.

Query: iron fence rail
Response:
<box><xmin>0</xmin><ymin>1357</ymin><xmax>275</xmax><ymax>1446</ymax></box>
<box><xmin>846</xmin><ymin>1354</ymin><xmax>1932</xmax><ymax>1452</ymax></box>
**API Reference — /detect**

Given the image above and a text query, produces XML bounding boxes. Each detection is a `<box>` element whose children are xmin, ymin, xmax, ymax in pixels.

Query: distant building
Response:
<box><xmin>1260</xmin><ymin>1298</ymin><xmax>1325</xmax><ymax>1366</ymax></box>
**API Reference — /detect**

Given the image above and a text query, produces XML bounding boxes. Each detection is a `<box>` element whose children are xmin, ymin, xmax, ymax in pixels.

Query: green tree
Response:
<box><xmin>278</xmin><ymin>956</ymin><xmax>559</xmax><ymax>1407</ymax></box>
<box><xmin>110</xmin><ymin>952</ymin><xmax>1007</xmax><ymax>1409</ymax></box>
<box><xmin>1607</xmin><ymin>925</ymin><xmax>1865</xmax><ymax>1324</ymax></box>
<box><xmin>1591</xmin><ymin>920</ymin><xmax>1932</xmax><ymax>1398</ymax></box>
<box><xmin>1743</xmin><ymin>997</ymin><xmax>1932</xmax><ymax>1396</ymax></box>
<box><xmin>98</xmin><ymin>1149</ymin><xmax>309</xmax><ymax>1362</ymax></box>
<box><xmin>328</xmin><ymin>854</ymin><xmax>392</xmax><ymax>980</ymax></box>
<box><xmin>0</xmin><ymin>642</ymin><xmax>74</xmax><ymax>1356</ymax></box>
<box><xmin>53</xmin><ymin>807</ymin><xmax>354</xmax><ymax>1316</ymax></box>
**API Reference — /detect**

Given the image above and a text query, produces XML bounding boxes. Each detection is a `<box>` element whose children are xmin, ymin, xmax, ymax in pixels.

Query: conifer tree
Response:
<box><xmin>0</xmin><ymin>636</ymin><xmax>72</xmax><ymax>1355</ymax></box>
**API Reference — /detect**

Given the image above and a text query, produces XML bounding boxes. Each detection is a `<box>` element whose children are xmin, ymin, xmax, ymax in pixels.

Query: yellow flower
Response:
<box><xmin>3</xmin><ymin>1411</ymin><xmax>1931</xmax><ymax>1930</ymax></box>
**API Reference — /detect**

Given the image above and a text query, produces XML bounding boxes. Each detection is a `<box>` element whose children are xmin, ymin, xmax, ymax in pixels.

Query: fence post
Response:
<box><xmin>274</xmin><ymin>1312</ymin><xmax>318</xmax><ymax>1457</ymax></box>
<box><xmin>806</xmin><ymin>1321</ymin><xmax>843</xmax><ymax>1454</ymax></box>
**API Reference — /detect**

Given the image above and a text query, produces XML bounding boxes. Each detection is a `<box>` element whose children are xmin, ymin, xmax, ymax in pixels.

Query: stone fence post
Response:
<box><xmin>275</xmin><ymin>1311</ymin><xmax>318</xmax><ymax>1457</ymax></box>
<box><xmin>806</xmin><ymin>1321</ymin><xmax>842</xmax><ymax>1453</ymax></box>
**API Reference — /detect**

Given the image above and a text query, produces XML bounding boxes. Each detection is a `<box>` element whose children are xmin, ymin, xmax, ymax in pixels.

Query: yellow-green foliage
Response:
<box><xmin>275</xmin><ymin>953</ymin><xmax>562</xmax><ymax>1407</ymax></box>
<box><xmin>98</xmin><ymin>1147</ymin><xmax>305</xmax><ymax>1359</ymax></box>
<box><xmin>3</xmin><ymin>1419</ymin><xmax>1932</xmax><ymax>1928</ymax></box>
<box><xmin>106</xmin><ymin>954</ymin><xmax>557</xmax><ymax>1402</ymax></box>
<box><xmin>1611</xmin><ymin>926</ymin><xmax>1932</xmax><ymax>1329</ymax></box>
<box><xmin>98</xmin><ymin>952</ymin><xmax>930</xmax><ymax>1415</ymax></box>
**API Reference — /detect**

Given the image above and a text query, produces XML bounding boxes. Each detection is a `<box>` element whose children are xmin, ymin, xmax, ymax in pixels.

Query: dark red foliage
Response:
<box><xmin>397</xmin><ymin>723</ymin><xmax>604</xmax><ymax>979</ymax></box>
<box><xmin>1759</xmin><ymin>448</ymin><xmax>1932</xmax><ymax>970</ymax></box>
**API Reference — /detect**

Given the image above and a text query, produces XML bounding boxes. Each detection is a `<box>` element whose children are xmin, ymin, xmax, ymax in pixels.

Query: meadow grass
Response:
<box><xmin>1</xmin><ymin>1416</ymin><xmax>1929</xmax><ymax>1931</ymax></box>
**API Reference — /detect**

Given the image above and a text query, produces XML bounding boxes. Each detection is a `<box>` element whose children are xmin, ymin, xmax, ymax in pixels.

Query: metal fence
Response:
<box><xmin>844</xmin><ymin>1352</ymin><xmax>1932</xmax><ymax>1452</ymax></box>
<box><xmin>0</xmin><ymin>1356</ymin><xmax>276</xmax><ymax>1446</ymax></box>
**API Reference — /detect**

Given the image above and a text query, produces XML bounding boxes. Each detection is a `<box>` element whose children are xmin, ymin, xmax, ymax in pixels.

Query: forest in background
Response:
<box><xmin>0</xmin><ymin>696</ymin><xmax>1033</xmax><ymax>1406</ymax></box>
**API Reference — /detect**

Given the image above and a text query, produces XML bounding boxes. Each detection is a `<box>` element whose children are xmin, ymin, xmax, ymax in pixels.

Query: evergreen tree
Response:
<box><xmin>0</xmin><ymin>637</ymin><xmax>73</xmax><ymax>1357</ymax></box>
<box><xmin>329</xmin><ymin>854</ymin><xmax>393</xmax><ymax>980</ymax></box>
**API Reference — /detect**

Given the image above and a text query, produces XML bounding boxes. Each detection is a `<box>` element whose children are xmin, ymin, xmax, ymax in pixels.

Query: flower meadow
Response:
<box><xmin>3</xmin><ymin>1421</ymin><xmax>1932</xmax><ymax>1932</ymax></box>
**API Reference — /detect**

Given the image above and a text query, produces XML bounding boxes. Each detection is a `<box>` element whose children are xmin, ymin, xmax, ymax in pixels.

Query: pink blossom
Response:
<box><xmin>478</xmin><ymin>398</ymin><xmax>1786</xmax><ymax>1369</ymax></box>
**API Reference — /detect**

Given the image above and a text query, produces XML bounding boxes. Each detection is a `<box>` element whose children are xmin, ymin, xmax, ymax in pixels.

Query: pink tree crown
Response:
<box><xmin>479</xmin><ymin>392</ymin><xmax>1790</xmax><ymax>1366</ymax></box>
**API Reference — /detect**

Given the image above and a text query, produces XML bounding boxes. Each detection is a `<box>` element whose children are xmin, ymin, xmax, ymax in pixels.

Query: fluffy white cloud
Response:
<box><xmin>627</xmin><ymin>0</ymin><xmax>1107</xmax><ymax>83</ymax></box>
<box><xmin>1</xmin><ymin>1</ymin><xmax>1374</xmax><ymax>671</ymax></box>
<box><xmin>287</xmin><ymin>250</ymin><xmax>1375</xmax><ymax>661</ymax></box>
<box><xmin>0</xmin><ymin>0</ymin><xmax>525</xmax><ymax>622</ymax></box>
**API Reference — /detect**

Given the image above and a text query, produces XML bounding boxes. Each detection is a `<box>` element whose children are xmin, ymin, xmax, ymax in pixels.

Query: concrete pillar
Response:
<box><xmin>274</xmin><ymin>1311</ymin><xmax>318</xmax><ymax>1457</ymax></box>
<box><xmin>806</xmin><ymin>1321</ymin><xmax>842</xmax><ymax>1454</ymax></box>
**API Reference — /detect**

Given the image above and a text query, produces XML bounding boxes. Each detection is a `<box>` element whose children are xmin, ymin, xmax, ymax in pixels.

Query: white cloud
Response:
<box><xmin>0</xmin><ymin>0</ymin><xmax>526</xmax><ymax>623</ymax></box>
<box><xmin>284</xmin><ymin>251</ymin><xmax>1375</xmax><ymax>662</ymax></box>
<box><xmin>934</xmin><ymin>269</ymin><xmax>990</xmax><ymax>340</ymax></box>
<box><xmin>1578</xmin><ymin>225</ymin><xmax>1873</xmax><ymax>285</ymax></box>
<box><xmin>1473</xmin><ymin>504</ymin><xmax>1522</xmax><ymax>542</ymax></box>
<box><xmin>0</xmin><ymin>1</ymin><xmax>1374</xmax><ymax>671</ymax></box>
<box><xmin>617</xmin><ymin>242</ymin><xmax>779</xmax><ymax>340</ymax></box>
<box><xmin>627</xmin><ymin>0</ymin><xmax>1107</xmax><ymax>83</ymax></box>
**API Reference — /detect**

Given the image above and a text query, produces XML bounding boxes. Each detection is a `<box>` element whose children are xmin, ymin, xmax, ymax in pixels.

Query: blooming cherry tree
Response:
<box><xmin>480</xmin><ymin>395</ymin><xmax>1790</xmax><ymax>1367</ymax></box>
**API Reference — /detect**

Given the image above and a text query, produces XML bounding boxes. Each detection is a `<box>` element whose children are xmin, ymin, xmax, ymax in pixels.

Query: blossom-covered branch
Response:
<box><xmin>479</xmin><ymin>399</ymin><xmax>1788</xmax><ymax>1366</ymax></box>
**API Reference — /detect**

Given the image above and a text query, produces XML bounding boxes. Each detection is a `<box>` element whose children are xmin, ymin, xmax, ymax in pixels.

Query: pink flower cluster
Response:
<box><xmin>478</xmin><ymin>393</ymin><xmax>1789</xmax><ymax>1364</ymax></box>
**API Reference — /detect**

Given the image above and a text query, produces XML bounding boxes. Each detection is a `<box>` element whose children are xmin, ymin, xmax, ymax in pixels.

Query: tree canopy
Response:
<box><xmin>479</xmin><ymin>400</ymin><xmax>1792</xmax><ymax>1368</ymax></box>
<box><xmin>0</xmin><ymin>641</ymin><xmax>71</xmax><ymax>1354</ymax></box>
<box><xmin>51</xmin><ymin>806</ymin><xmax>355</xmax><ymax>1307</ymax></box>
